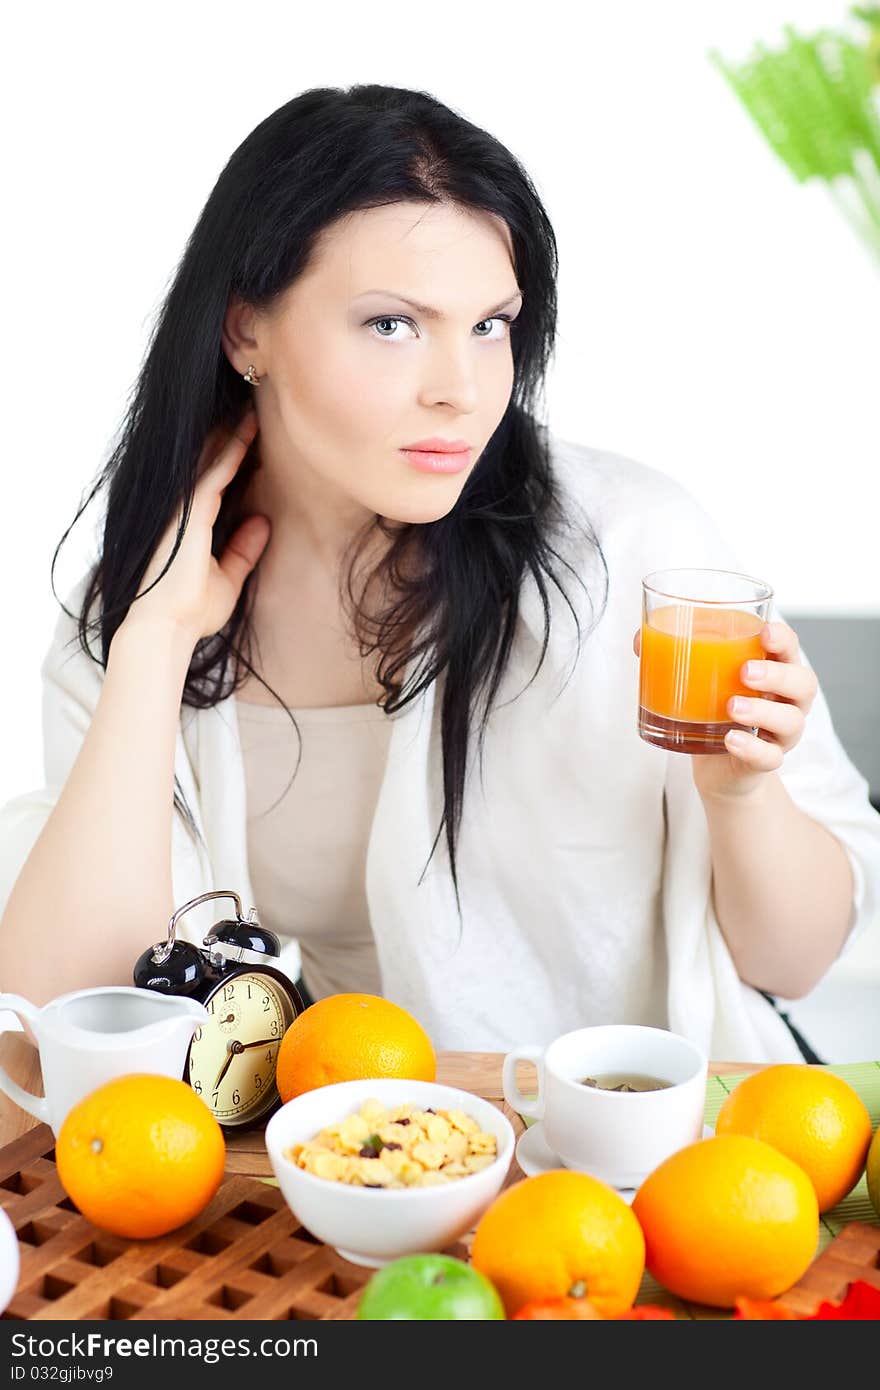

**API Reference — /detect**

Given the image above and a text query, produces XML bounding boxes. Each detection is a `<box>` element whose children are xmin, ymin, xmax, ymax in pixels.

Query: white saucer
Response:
<box><xmin>515</xmin><ymin>1121</ymin><xmax>714</xmax><ymax>1197</ymax></box>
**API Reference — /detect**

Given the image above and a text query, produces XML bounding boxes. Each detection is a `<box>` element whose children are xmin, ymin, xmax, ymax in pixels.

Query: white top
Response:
<box><xmin>234</xmin><ymin>695</ymin><xmax>390</xmax><ymax>1000</ymax></box>
<box><xmin>3</xmin><ymin>435</ymin><xmax>880</xmax><ymax>1061</ymax></box>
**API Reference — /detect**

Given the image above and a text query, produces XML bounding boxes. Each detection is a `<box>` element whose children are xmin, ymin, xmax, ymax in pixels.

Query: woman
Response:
<box><xmin>1</xmin><ymin>84</ymin><xmax>878</xmax><ymax>1061</ymax></box>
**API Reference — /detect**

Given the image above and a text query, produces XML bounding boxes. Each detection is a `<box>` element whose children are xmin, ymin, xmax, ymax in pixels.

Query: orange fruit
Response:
<box><xmin>275</xmin><ymin>992</ymin><xmax>436</xmax><ymax>1100</ymax></box>
<box><xmin>867</xmin><ymin>1125</ymin><xmax>880</xmax><ymax>1220</ymax></box>
<box><xmin>632</xmin><ymin>1134</ymin><xmax>818</xmax><ymax>1308</ymax></box>
<box><xmin>714</xmin><ymin>1064</ymin><xmax>872</xmax><ymax>1212</ymax></box>
<box><xmin>470</xmin><ymin>1169</ymin><xmax>645</xmax><ymax>1318</ymax></box>
<box><xmin>56</xmin><ymin>1074</ymin><xmax>226</xmax><ymax>1239</ymax></box>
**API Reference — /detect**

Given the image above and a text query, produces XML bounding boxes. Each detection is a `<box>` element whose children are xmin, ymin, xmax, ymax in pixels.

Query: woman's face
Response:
<box><xmin>224</xmin><ymin>200</ymin><xmax>522</xmax><ymax>528</ymax></box>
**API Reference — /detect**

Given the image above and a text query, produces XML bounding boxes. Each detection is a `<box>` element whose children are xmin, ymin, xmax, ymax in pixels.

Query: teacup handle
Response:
<box><xmin>0</xmin><ymin>995</ymin><xmax>50</xmax><ymax>1124</ymax></box>
<box><xmin>502</xmin><ymin>1044</ymin><xmax>545</xmax><ymax>1120</ymax></box>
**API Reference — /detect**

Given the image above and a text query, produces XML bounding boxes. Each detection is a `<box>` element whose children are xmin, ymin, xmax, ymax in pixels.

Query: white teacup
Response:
<box><xmin>503</xmin><ymin>1024</ymin><xmax>708</xmax><ymax>1188</ymax></box>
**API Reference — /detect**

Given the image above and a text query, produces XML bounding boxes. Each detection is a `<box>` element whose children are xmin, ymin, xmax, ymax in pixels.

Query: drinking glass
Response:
<box><xmin>638</xmin><ymin>568</ymin><xmax>773</xmax><ymax>755</ymax></box>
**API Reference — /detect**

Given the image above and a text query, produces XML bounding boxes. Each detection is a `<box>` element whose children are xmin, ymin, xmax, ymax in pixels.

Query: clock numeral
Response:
<box><xmin>212</xmin><ymin>1091</ymin><xmax>219</xmax><ymax>1107</ymax></box>
<box><xmin>262</xmin><ymin>996</ymin><xmax>270</xmax><ymax>1011</ymax></box>
<box><xmin>193</xmin><ymin>1027</ymin><xmax>202</xmax><ymax>1042</ymax></box>
<box><xmin>254</xmin><ymin>1073</ymin><xmax>263</xmax><ymax>1090</ymax></box>
<box><xmin>223</xmin><ymin>983</ymin><xmax>235</xmax><ymax>1002</ymax></box>
<box><xmin>247</xmin><ymin>984</ymin><xmax>252</xmax><ymax>1000</ymax></box>
<box><xmin>232</xmin><ymin>1090</ymin><xmax>240</xmax><ymax>1106</ymax></box>
<box><xmin>265</xmin><ymin>1049</ymin><xmax>273</xmax><ymax>1063</ymax></box>
<box><xmin>193</xmin><ymin>1080</ymin><xmax>202</xmax><ymax>1094</ymax></box>
<box><xmin>207</xmin><ymin>998</ymin><xmax>215</xmax><ymax>1014</ymax></box>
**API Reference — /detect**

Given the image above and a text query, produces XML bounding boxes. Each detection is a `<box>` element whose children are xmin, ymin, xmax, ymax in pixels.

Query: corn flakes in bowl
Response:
<box><xmin>265</xmin><ymin>1079</ymin><xmax>515</xmax><ymax>1267</ymax></box>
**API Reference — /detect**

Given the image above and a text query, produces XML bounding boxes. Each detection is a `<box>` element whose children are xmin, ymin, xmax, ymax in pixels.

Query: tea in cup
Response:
<box><xmin>503</xmin><ymin>1024</ymin><xmax>707</xmax><ymax>1187</ymax></box>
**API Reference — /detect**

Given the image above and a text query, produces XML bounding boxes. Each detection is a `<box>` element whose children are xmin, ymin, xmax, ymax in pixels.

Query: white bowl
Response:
<box><xmin>264</xmin><ymin>1078</ymin><xmax>515</xmax><ymax>1267</ymax></box>
<box><xmin>0</xmin><ymin>1207</ymin><xmax>19</xmax><ymax>1314</ymax></box>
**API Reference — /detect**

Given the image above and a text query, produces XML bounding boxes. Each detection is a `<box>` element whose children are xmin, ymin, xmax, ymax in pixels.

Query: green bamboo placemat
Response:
<box><xmin>522</xmin><ymin>1061</ymin><xmax>880</xmax><ymax>1318</ymax></box>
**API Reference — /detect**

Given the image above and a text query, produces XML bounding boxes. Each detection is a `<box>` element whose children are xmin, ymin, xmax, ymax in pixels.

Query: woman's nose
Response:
<box><xmin>418</xmin><ymin>348</ymin><xmax>480</xmax><ymax>414</ymax></box>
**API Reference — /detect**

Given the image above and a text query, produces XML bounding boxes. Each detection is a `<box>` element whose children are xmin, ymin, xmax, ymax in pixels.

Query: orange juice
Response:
<box><xmin>639</xmin><ymin>605</ymin><xmax>764</xmax><ymax>752</ymax></box>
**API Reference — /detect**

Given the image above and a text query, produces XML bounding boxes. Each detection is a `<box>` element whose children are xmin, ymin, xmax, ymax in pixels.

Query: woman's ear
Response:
<box><xmin>221</xmin><ymin>293</ymin><xmax>263</xmax><ymax>377</ymax></box>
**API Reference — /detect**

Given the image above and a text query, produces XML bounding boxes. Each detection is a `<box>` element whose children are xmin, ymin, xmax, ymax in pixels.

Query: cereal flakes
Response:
<box><xmin>285</xmin><ymin>1099</ymin><xmax>499</xmax><ymax>1189</ymax></box>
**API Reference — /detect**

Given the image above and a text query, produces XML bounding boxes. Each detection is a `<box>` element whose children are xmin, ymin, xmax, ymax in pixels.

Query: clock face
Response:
<box><xmin>186</xmin><ymin>971</ymin><xmax>297</xmax><ymax>1126</ymax></box>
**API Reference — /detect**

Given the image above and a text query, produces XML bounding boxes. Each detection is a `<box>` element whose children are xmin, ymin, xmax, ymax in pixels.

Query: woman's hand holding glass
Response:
<box><xmin>124</xmin><ymin>406</ymin><xmax>270</xmax><ymax>645</ymax></box>
<box><xmin>633</xmin><ymin>619</ymin><xmax>820</xmax><ymax>800</ymax></box>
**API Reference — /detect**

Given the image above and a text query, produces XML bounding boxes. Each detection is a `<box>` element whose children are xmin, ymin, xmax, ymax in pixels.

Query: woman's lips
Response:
<box><xmin>401</xmin><ymin>448</ymin><xmax>472</xmax><ymax>474</ymax></box>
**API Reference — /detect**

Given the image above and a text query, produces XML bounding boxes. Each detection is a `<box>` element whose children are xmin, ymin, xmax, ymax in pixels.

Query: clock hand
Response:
<box><xmin>238</xmin><ymin>1037</ymin><xmax>281</xmax><ymax>1051</ymax></box>
<box><xmin>213</xmin><ymin>1039</ymin><xmax>244</xmax><ymax>1091</ymax></box>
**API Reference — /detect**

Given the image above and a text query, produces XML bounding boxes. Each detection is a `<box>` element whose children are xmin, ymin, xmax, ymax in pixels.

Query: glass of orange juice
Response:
<box><xmin>638</xmin><ymin>568</ymin><xmax>773</xmax><ymax>755</ymax></box>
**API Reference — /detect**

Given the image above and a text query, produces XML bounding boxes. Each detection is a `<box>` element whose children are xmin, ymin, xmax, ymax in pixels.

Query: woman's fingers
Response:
<box><xmin>198</xmin><ymin>410</ymin><xmax>260</xmax><ymax>526</ymax></box>
<box><xmin>131</xmin><ymin>408</ymin><xmax>265</xmax><ymax>641</ymax></box>
<box><xmin>197</xmin><ymin>408</ymin><xmax>259</xmax><ymax>487</ymax></box>
<box><xmin>217</xmin><ymin>515</ymin><xmax>272</xmax><ymax>593</ymax></box>
<box><xmin>743</xmin><ymin>621</ymin><xmax>818</xmax><ymax>707</ymax></box>
<box><xmin>724</xmin><ymin>726</ymin><xmax>785</xmax><ymax>771</ymax></box>
<box><xmin>741</xmin><ymin>656</ymin><xmax>818</xmax><ymax>708</ymax></box>
<box><xmin>727</xmin><ymin>694</ymin><xmax>805</xmax><ymax>750</ymax></box>
<box><xmin>760</xmin><ymin>620</ymin><xmax>799</xmax><ymax>661</ymax></box>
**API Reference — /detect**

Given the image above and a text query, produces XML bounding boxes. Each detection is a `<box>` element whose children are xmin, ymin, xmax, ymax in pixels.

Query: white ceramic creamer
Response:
<box><xmin>0</xmin><ymin>986</ymin><xmax>207</xmax><ymax>1136</ymax></box>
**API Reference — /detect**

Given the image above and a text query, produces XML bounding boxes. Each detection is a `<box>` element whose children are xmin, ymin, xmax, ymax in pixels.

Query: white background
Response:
<box><xmin>2</xmin><ymin>1</ymin><xmax>879</xmax><ymax>1055</ymax></box>
<box><xmin>3</xmin><ymin>0</ymin><xmax>878</xmax><ymax>797</ymax></box>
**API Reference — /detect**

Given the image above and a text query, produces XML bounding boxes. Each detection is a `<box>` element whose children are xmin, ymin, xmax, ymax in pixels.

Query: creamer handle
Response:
<box><xmin>0</xmin><ymin>995</ymin><xmax>50</xmax><ymax>1123</ymax></box>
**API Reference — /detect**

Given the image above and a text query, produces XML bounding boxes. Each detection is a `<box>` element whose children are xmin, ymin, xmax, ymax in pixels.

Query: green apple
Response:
<box><xmin>356</xmin><ymin>1253</ymin><xmax>505</xmax><ymax>1320</ymax></box>
<box><xmin>867</xmin><ymin>1125</ymin><xmax>880</xmax><ymax>1221</ymax></box>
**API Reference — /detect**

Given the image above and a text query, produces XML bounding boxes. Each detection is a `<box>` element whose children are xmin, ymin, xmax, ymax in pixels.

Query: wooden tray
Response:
<box><xmin>774</xmin><ymin>1220</ymin><xmax>880</xmax><ymax>1317</ymax></box>
<box><xmin>2</xmin><ymin>1098</ymin><xmax>877</xmax><ymax>1320</ymax></box>
<box><xmin>0</xmin><ymin>1121</ymin><xmax>475</xmax><ymax>1321</ymax></box>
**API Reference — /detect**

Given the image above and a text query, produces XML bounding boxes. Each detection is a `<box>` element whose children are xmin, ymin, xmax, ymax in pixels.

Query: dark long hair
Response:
<box><xmin>52</xmin><ymin>83</ymin><xmax>608</xmax><ymax>924</ymax></box>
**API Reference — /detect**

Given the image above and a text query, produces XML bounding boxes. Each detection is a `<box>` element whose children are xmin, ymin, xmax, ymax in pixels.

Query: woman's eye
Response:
<box><xmin>368</xmin><ymin>316</ymin><xmax>416</xmax><ymax>340</ymax></box>
<box><xmin>472</xmin><ymin>317</ymin><xmax>513</xmax><ymax>339</ymax></box>
<box><xmin>366</xmin><ymin>315</ymin><xmax>513</xmax><ymax>341</ymax></box>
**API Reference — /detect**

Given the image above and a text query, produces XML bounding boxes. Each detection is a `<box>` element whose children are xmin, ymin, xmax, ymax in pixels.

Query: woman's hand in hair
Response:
<box><xmin>127</xmin><ymin>407</ymin><xmax>271</xmax><ymax>645</ymax></box>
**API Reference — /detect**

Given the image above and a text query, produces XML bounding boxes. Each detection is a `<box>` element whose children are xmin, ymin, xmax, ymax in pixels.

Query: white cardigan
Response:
<box><xmin>3</xmin><ymin>436</ymin><xmax>879</xmax><ymax>1061</ymax></box>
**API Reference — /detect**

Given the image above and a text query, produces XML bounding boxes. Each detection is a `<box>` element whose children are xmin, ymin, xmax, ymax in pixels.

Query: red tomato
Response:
<box><xmin>513</xmin><ymin>1295</ymin><xmax>603</xmax><ymax>1320</ymax></box>
<box><xmin>619</xmin><ymin>1305</ymin><xmax>677</xmax><ymax>1319</ymax></box>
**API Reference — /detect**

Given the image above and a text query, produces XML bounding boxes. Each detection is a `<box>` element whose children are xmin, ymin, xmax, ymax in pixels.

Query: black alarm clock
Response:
<box><xmin>133</xmin><ymin>890</ymin><xmax>305</xmax><ymax>1132</ymax></box>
